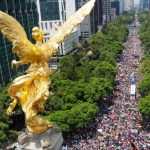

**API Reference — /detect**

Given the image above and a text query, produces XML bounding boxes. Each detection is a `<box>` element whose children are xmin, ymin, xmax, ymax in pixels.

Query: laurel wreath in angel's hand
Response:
<box><xmin>0</xmin><ymin>0</ymin><xmax>96</xmax><ymax>68</ymax></box>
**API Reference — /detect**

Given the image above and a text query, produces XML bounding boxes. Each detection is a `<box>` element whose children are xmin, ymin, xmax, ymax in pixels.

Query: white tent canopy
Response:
<box><xmin>130</xmin><ymin>84</ymin><xmax>136</xmax><ymax>95</ymax></box>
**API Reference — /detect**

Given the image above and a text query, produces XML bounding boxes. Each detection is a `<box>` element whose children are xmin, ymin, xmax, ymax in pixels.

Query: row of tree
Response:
<box><xmin>138</xmin><ymin>10</ymin><xmax>150</xmax><ymax>119</ymax></box>
<box><xmin>0</xmin><ymin>12</ymin><xmax>134</xmax><ymax>147</ymax></box>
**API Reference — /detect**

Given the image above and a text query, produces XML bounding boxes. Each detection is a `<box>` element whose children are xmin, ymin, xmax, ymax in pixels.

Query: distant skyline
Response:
<box><xmin>134</xmin><ymin>0</ymin><xmax>140</xmax><ymax>4</ymax></box>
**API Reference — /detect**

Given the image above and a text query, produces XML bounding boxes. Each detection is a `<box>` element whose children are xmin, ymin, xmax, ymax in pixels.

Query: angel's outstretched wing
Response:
<box><xmin>0</xmin><ymin>11</ymin><xmax>38</xmax><ymax>64</ymax></box>
<box><xmin>41</xmin><ymin>0</ymin><xmax>96</xmax><ymax>58</ymax></box>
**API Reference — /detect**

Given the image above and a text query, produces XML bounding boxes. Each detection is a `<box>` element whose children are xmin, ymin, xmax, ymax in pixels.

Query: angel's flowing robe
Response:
<box><xmin>8</xmin><ymin>62</ymin><xmax>52</xmax><ymax>134</ymax></box>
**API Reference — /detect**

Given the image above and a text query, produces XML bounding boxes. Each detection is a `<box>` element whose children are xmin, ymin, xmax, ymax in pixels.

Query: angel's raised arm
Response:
<box><xmin>41</xmin><ymin>0</ymin><xmax>96</xmax><ymax>58</ymax></box>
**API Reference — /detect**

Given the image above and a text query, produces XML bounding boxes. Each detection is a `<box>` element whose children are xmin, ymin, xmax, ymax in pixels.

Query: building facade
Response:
<box><xmin>119</xmin><ymin>0</ymin><xmax>125</xmax><ymax>13</ymax></box>
<box><xmin>77</xmin><ymin>0</ymin><xmax>92</xmax><ymax>42</ymax></box>
<box><xmin>37</xmin><ymin>0</ymin><xmax>79</xmax><ymax>57</ymax></box>
<box><xmin>0</xmin><ymin>0</ymin><xmax>38</xmax><ymax>86</ymax></box>
<box><xmin>77</xmin><ymin>0</ymin><xmax>102</xmax><ymax>42</ymax></box>
<box><xmin>143</xmin><ymin>0</ymin><xmax>149</xmax><ymax>9</ymax></box>
<box><xmin>111</xmin><ymin>0</ymin><xmax>120</xmax><ymax>16</ymax></box>
<box><xmin>140</xmin><ymin>0</ymin><xmax>144</xmax><ymax>8</ymax></box>
<box><xmin>140</xmin><ymin>0</ymin><xmax>150</xmax><ymax>9</ymax></box>
<box><xmin>91</xmin><ymin>0</ymin><xmax>103</xmax><ymax>33</ymax></box>
<box><xmin>124</xmin><ymin>0</ymin><xmax>134</xmax><ymax>10</ymax></box>
<box><xmin>102</xmin><ymin>0</ymin><xmax>111</xmax><ymax>24</ymax></box>
<box><xmin>111</xmin><ymin>8</ymin><xmax>116</xmax><ymax>21</ymax></box>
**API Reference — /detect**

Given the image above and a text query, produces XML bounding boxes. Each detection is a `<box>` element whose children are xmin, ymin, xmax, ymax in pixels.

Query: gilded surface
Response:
<box><xmin>0</xmin><ymin>0</ymin><xmax>95</xmax><ymax>134</ymax></box>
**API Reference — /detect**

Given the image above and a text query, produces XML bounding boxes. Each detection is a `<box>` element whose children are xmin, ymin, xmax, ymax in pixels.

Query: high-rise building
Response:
<box><xmin>102</xmin><ymin>0</ymin><xmax>111</xmax><ymax>24</ymax></box>
<box><xmin>124</xmin><ymin>0</ymin><xmax>130</xmax><ymax>10</ymax></box>
<box><xmin>119</xmin><ymin>0</ymin><xmax>125</xmax><ymax>13</ymax></box>
<box><xmin>37</xmin><ymin>0</ymin><xmax>79</xmax><ymax>57</ymax></box>
<box><xmin>111</xmin><ymin>8</ymin><xmax>116</xmax><ymax>20</ymax></box>
<box><xmin>77</xmin><ymin>0</ymin><xmax>92</xmax><ymax>42</ymax></box>
<box><xmin>0</xmin><ymin>0</ymin><xmax>38</xmax><ymax>86</ymax></box>
<box><xmin>131</xmin><ymin>0</ymin><xmax>134</xmax><ymax>9</ymax></box>
<box><xmin>143</xmin><ymin>0</ymin><xmax>149</xmax><ymax>9</ymax></box>
<box><xmin>111</xmin><ymin>0</ymin><xmax>124</xmax><ymax>14</ymax></box>
<box><xmin>124</xmin><ymin>0</ymin><xmax>134</xmax><ymax>10</ymax></box>
<box><xmin>111</xmin><ymin>0</ymin><xmax>120</xmax><ymax>16</ymax></box>
<box><xmin>140</xmin><ymin>0</ymin><xmax>150</xmax><ymax>9</ymax></box>
<box><xmin>77</xmin><ymin>0</ymin><xmax>102</xmax><ymax>42</ymax></box>
<box><xmin>91</xmin><ymin>0</ymin><xmax>103</xmax><ymax>33</ymax></box>
<box><xmin>140</xmin><ymin>0</ymin><xmax>144</xmax><ymax>8</ymax></box>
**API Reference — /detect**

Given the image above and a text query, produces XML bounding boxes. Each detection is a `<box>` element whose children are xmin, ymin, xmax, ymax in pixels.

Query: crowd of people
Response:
<box><xmin>63</xmin><ymin>22</ymin><xmax>150</xmax><ymax>149</ymax></box>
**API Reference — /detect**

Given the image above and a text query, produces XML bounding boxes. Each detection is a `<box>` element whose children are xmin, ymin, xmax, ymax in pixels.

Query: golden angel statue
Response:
<box><xmin>0</xmin><ymin>0</ymin><xmax>96</xmax><ymax>134</ymax></box>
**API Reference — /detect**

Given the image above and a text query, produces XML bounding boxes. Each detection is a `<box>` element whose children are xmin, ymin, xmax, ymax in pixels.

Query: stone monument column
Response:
<box><xmin>18</xmin><ymin>125</ymin><xmax>63</xmax><ymax>150</ymax></box>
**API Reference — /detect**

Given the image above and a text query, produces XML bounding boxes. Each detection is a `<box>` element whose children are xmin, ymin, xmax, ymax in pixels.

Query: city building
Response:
<box><xmin>124</xmin><ymin>0</ymin><xmax>130</xmax><ymax>10</ymax></box>
<box><xmin>76</xmin><ymin>0</ymin><xmax>91</xmax><ymax>42</ymax></box>
<box><xmin>91</xmin><ymin>0</ymin><xmax>103</xmax><ymax>33</ymax></box>
<box><xmin>111</xmin><ymin>0</ymin><xmax>120</xmax><ymax>16</ymax></box>
<box><xmin>124</xmin><ymin>0</ymin><xmax>134</xmax><ymax>10</ymax></box>
<box><xmin>140</xmin><ymin>0</ymin><xmax>150</xmax><ymax>9</ymax></box>
<box><xmin>37</xmin><ymin>0</ymin><xmax>79</xmax><ymax>57</ymax></box>
<box><xmin>140</xmin><ymin>0</ymin><xmax>144</xmax><ymax>8</ymax></box>
<box><xmin>119</xmin><ymin>0</ymin><xmax>125</xmax><ymax>13</ymax></box>
<box><xmin>77</xmin><ymin>0</ymin><xmax>103</xmax><ymax>42</ymax></box>
<box><xmin>0</xmin><ymin>0</ymin><xmax>38</xmax><ymax>86</ymax></box>
<box><xmin>111</xmin><ymin>8</ymin><xmax>116</xmax><ymax>21</ymax></box>
<box><xmin>37</xmin><ymin>0</ymin><xmax>102</xmax><ymax>66</ymax></box>
<box><xmin>131</xmin><ymin>0</ymin><xmax>134</xmax><ymax>9</ymax></box>
<box><xmin>102</xmin><ymin>0</ymin><xmax>111</xmax><ymax>24</ymax></box>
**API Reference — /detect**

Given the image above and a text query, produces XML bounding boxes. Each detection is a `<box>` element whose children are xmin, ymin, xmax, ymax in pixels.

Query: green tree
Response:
<box><xmin>0</xmin><ymin>85</ymin><xmax>21</xmax><ymax>147</ymax></box>
<box><xmin>0</xmin><ymin>130</ymin><xmax>7</xmax><ymax>147</ymax></box>
<box><xmin>44</xmin><ymin>102</ymin><xmax>99</xmax><ymax>132</ymax></box>
<box><xmin>138</xmin><ymin>10</ymin><xmax>150</xmax><ymax>119</ymax></box>
<box><xmin>138</xmin><ymin>94</ymin><xmax>150</xmax><ymax>118</ymax></box>
<box><xmin>139</xmin><ymin>59</ymin><xmax>150</xmax><ymax>74</ymax></box>
<box><xmin>91</xmin><ymin>61</ymin><xmax>117</xmax><ymax>83</ymax></box>
<box><xmin>84</xmin><ymin>77</ymin><xmax>113</xmax><ymax>103</ymax></box>
<box><xmin>45</xmin><ymin>80</ymin><xmax>85</xmax><ymax>112</ymax></box>
<box><xmin>0</xmin><ymin>122</ymin><xmax>8</xmax><ymax>146</ymax></box>
<box><xmin>138</xmin><ymin>74</ymin><xmax>150</xmax><ymax>97</ymax></box>
<box><xmin>58</xmin><ymin>55</ymin><xmax>77</xmax><ymax>80</ymax></box>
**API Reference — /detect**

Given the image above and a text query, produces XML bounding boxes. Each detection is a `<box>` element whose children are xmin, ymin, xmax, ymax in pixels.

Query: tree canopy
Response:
<box><xmin>138</xmin><ymin>10</ymin><xmax>150</xmax><ymax>118</ymax></box>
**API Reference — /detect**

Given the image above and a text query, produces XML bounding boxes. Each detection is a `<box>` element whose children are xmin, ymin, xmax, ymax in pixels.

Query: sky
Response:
<box><xmin>134</xmin><ymin>0</ymin><xmax>140</xmax><ymax>4</ymax></box>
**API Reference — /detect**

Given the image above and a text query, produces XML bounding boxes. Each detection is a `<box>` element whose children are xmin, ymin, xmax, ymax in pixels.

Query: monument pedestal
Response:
<box><xmin>18</xmin><ymin>125</ymin><xmax>63</xmax><ymax>150</ymax></box>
